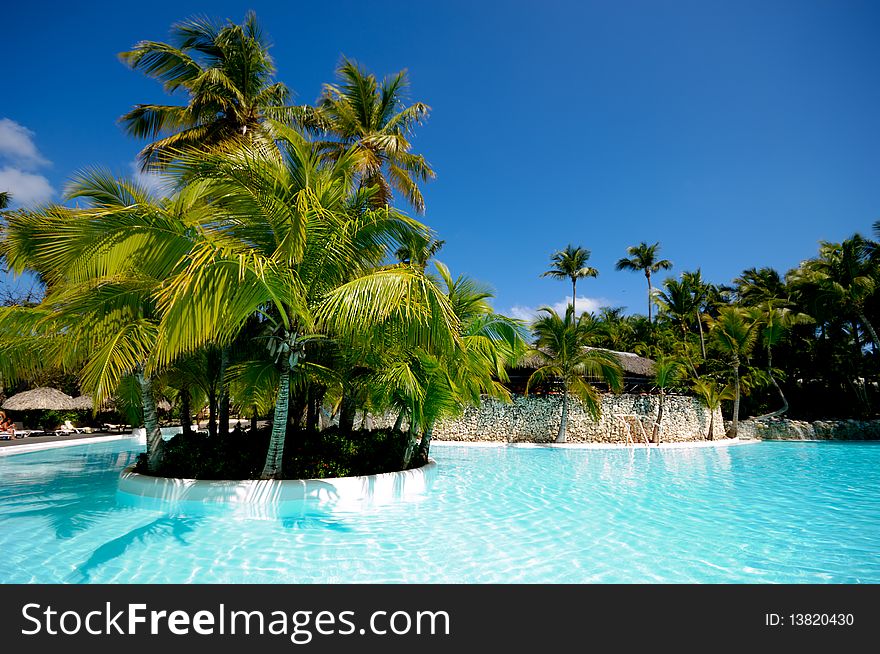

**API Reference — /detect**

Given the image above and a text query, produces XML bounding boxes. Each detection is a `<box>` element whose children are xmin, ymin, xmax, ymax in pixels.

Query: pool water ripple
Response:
<box><xmin>1</xmin><ymin>439</ymin><xmax>879</xmax><ymax>583</ymax></box>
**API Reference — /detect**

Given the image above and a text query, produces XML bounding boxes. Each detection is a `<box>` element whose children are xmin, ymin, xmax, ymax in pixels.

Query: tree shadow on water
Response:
<box><xmin>66</xmin><ymin>516</ymin><xmax>201</xmax><ymax>583</ymax></box>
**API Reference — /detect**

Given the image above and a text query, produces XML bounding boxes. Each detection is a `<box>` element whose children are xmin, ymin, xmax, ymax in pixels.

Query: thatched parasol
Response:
<box><xmin>69</xmin><ymin>395</ymin><xmax>96</xmax><ymax>411</ymax></box>
<box><xmin>1</xmin><ymin>387</ymin><xmax>75</xmax><ymax>411</ymax></box>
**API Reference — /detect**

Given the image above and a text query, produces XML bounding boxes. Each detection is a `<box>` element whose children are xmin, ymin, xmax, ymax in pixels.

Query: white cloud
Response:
<box><xmin>509</xmin><ymin>295</ymin><xmax>610</xmax><ymax>323</ymax></box>
<box><xmin>129</xmin><ymin>160</ymin><xmax>172</xmax><ymax>197</ymax></box>
<box><xmin>0</xmin><ymin>118</ymin><xmax>49</xmax><ymax>169</ymax></box>
<box><xmin>0</xmin><ymin>118</ymin><xmax>53</xmax><ymax>207</ymax></box>
<box><xmin>0</xmin><ymin>166</ymin><xmax>54</xmax><ymax>206</ymax></box>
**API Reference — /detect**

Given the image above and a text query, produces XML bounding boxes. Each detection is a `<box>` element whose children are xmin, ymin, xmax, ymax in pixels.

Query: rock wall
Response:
<box><xmin>736</xmin><ymin>418</ymin><xmax>880</xmax><ymax>441</ymax></box>
<box><xmin>418</xmin><ymin>393</ymin><xmax>724</xmax><ymax>443</ymax></box>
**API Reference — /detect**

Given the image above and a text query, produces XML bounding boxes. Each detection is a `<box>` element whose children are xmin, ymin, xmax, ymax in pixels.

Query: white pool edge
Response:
<box><xmin>0</xmin><ymin>434</ymin><xmax>137</xmax><ymax>456</ymax></box>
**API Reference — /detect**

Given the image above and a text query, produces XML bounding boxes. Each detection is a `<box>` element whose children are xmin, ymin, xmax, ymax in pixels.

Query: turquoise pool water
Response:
<box><xmin>1</xmin><ymin>439</ymin><xmax>878</xmax><ymax>583</ymax></box>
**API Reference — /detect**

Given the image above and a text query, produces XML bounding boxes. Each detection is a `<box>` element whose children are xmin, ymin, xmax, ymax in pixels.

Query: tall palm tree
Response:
<box><xmin>705</xmin><ymin>307</ymin><xmax>759</xmax><ymax>438</ymax></box>
<box><xmin>526</xmin><ymin>307</ymin><xmax>623</xmax><ymax>443</ymax></box>
<box><xmin>153</xmin><ymin>138</ymin><xmax>457</xmax><ymax>479</ymax></box>
<box><xmin>313</xmin><ymin>57</ymin><xmax>435</xmax><ymax>213</ymax></box>
<box><xmin>119</xmin><ymin>11</ymin><xmax>299</xmax><ymax>169</ymax></box>
<box><xmin>541</xmin><ymin>244</ymin><xmax>599</xmax><ymax>316</ymax></box>
<box><xmin>615</xmin><ymin>241</ymin><xmax>672</xmax><ymax>322</ymax></box>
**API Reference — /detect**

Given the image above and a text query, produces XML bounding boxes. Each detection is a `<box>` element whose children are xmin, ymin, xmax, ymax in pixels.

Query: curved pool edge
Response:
<box><xmin>116</xmin><ymin>460</ymin><xmax>438</xmax><ymax>518</ymax></box>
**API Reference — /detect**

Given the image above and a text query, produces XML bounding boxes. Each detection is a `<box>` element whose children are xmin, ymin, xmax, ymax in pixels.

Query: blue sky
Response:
<box><xmin>2</xmin><ymin>0</ymin><xmax>879</xmax><ymax>318</ymax></box>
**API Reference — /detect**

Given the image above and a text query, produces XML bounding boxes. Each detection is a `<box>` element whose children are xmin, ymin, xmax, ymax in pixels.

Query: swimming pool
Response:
<box><xmin>1</xmin><ymin>439</ymin><xmax>878</xmax><ymax>583</ymax></box>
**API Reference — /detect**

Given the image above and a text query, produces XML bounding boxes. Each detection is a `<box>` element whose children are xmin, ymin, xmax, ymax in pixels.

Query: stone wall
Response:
<box><xmin>418</xmin><ymin>393</ymin><xmax>724</xmax><ymax>443</ymax></box>
<box><xmin>736</xmin><ymin>417</ymin><xmax>880</xmax><ymax>441</ymax></box>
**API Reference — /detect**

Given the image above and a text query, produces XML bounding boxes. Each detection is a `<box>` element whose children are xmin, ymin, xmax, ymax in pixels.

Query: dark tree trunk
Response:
<box><xmin>393</xmin><ymin>411</ymin><xmax>405</xmax><ymax>432</ymax></box>
<box><xmin>179</xmin><ymin>386</ymin><xmax>192</xmax><ymax>436</ymax></box>
<box><xmin>207</xmin><ymin>389</ymin><xmax>217</xmax><ymax>438</ymax></box>
<box><xmin>250</xmin><ymin>406</ymin><xmax>258</xmax><ymax>433</ymax></box>
<box><xmin>646</xmin><ymin>271</ymin><xmax>653</xmax><ymax>323</ymax></box>
<box><xmin>416</xmin><ymin>422</ymin><xmax>434</xmax><ymax>465</ymax></box>
<box><xmin>339</xmin><ymin>394</ymin><xmax>356</xmax><ymax>434</ymax></box>
<box><xmin>217</xmin><ymin>346</ymin><xmax>230</xmax><ymax>438</ymax></box>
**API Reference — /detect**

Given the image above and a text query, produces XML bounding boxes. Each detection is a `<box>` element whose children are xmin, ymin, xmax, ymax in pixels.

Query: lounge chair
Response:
<box><xmin>55</xmin><ymin>420</ymin><xmax>90</xmax><ymax>435</ymax></box>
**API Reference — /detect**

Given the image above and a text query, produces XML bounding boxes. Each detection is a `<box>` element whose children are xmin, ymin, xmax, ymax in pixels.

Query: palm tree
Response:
<box><xmin>0</xmin><ymin>192</ymin><xmax>9</xmax><ymax>209</ymax></box>
<box><xmin>651</xmin><ymin>357</ymin><xmax>685</xmax><ymax>444</ymax></box>
<box><xmin>313</xmin><ymin>57</ymin><xmax>435</xmax><ymax>213</ymax></box>
<box><xmin>704</xmin><ymin>307</ymin><xmax>760</xmax><ymax>438</ymax></box>
<box><xmin>790</xmin><ymin>235</ymin><xmax>879</xmax><ymax>349</ymax></box>
<box><xmin>395</xmin><ymin>232</ymin><xmax>445</xmax><ymax>269</ymax></box>
<box><xmin>541</xmin><ymin>245</ymin><xmax>599</xmax><ymax>316</ymax></box>
<box><xmin>751</xmin><ymin>300</ymin><xmax>812</xmax><ymax>420</ymax></box>
<box><xmin>0</xmin><ymin>171</ymin><xmax>197</xmax><ymax>469</ymax></box>
<box><xmin>691</xmin><ymin>378</ymin><xmax>735</xmax><ymax>440</ymax></box>
<box><xmin>119</xmin><ymin>11</ymin><xmax>299</xmax><ymax>169</ymax></box>
<box><xmin>615</xmin><ymin>241</ymin><xmax>672</xmax><ymax>322</ymax></box>
<box><xmin>526</xmin><ymin>307</ymin><xmax>623</xmax><ymax>443</ymax></box>
<box><xmin>153</xmin><ymin>138</ymin><xmax>457</xmax><ymax>479</ymax></box>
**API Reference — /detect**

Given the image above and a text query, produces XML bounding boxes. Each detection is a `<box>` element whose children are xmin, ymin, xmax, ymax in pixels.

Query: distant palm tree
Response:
<box><xmin>691</xmin><ymin>378</ymin><xmax>735</xmax><ymax>440</ymax></box>
<box><xmin>395</xmin><ymin>233</ymin><xmax>445</xmax><ymax>269</ymax></box>
<box><xmin>119</xmin><ymin>11</ymin><xmax>298</xmax><ymax>169</ymax></box>
<box><xmin>615</xmin><ymin>241</ymin><xmax>672</xmax><ymax>322</ymax></box>
<box><xmin>790</xmin><ymin>235</ymin><xmax>879</xmax><ymax>348</ymax></box>
<box><xmin>526</xmin><ymin>307</ymin><xmax>622</xmax><ymax>443</ymax></box>
<box><xmin>0</xmin><ymin>192</ymin><xmax>9</xmax><ymax>209</ymax></box>
<box><xmin>541</xmin><ymin>245</ymin><xmax>599</xmax><ymax>316</ymax></box>
<box><xmin>705</xmin><ymin>307</ymin><xmax>760</xmax><ymax>438</ymax></box>
<box><xmin>314</xmin><ymin>57</ymin><xmax>435</xmax><ymax>213</ymax></box>
<box><xmin>651</xmin><ymin>357</ymin><xmax>685</xmax><ymax>444</ymax></box>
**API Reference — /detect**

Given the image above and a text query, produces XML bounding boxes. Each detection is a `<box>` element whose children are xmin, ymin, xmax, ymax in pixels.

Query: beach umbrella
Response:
<box><xmin>69</xmin><ymin>395</ymin><xmax>117</xmax><ymax>411</ymax></box>
<box><xmin>1</xmin><ymin>387</ymin><xmax>75</xmax><ymax>411</ymax></box>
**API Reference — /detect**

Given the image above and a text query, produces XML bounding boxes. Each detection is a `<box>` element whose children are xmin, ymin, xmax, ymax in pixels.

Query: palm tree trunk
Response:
<box><xmin>339</xmin><ymin>394</ymin><xmax>356</xmax><ymax>433</ymax></box>
<box><xmin>572</xmin><ymin>278</ymin><xmax>577</xmax><ymax>316</ymax></box>
<box><xmin>306</xmin><ymin>386</ymin><xmax>319</xmax><ymax>432</ymax></box>
<box><xmin>416</xmin><ymin>422</ymin><xmax>434</xmax><ymax>464</ymax></box>
<box><xmin>218</xmin><ymin>346</ymin><xmax>230</xmax><ymax>438</ymax></box>
<box><xmin>261</xmin><ymin>356</ymin><xmax>291</xmax><ymax>480</ymax></box>
<box><xmin>179</xmin><ymin>386</ymin><xmax>192</xmax><ymax>436</ymax></box>
<box><xmin>727</xmin><ymin>362</ymin><xmax>740</xmax><ymax>438</ymax></box>
<box><xmin>250</xmin><ymin>406</ymin><xmax>258</xmax><ymax>433</ymax></box>
<box><xmin>858</xmin><ymin>311</ymin><xmax>880</xmax><ymax>349</ymax></box>
<box><xmin>402</xmin><ymin>423</ymin><xmax>419</xmax><ymax>468</ymax></box>
<box><xmin>393</xmin><ymin>411</ymin><xmax>405</xmax><ymax>432</ymax></box>
<box><xmin>755</xmin><ymin>347</ymin><xmax>789</xmax><ymax>420</ymax></box>
<box><xmin>652</xmin><ymin>392</ymin><xmax>664</xmax><ymax>444</ymax></box>
<box><xmin>646</xmin><ymin>271</ymin><xmax>653</xmax><ymax>322</ymax></box>
<box><xmin>696</xmin><ymin>309</ymin><xmax>707</xmax><ymax>359</ymax></box>
<box><xmin>136</xmin><ymin>367</ymin><xmax>164</xmax><ymax>471</ymax></box>
<box><xmin>556</xmin><ymin>387</ymin><xmax>569</xmax><ymax>443</ymax></box>
<box><xmin>207</xmin><ymin>387</ymin><xmax>217</xmax><ymax>437</ymax></box>
<box><xmin>707</xmin><ymin>408</ymin><xmax>715</xmax><ymax>440</ymax></box>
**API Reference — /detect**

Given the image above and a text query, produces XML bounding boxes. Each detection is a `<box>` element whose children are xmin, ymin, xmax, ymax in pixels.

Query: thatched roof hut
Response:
<box><xmin>514</xmin><ymin>348</ymin><xmax>656</xmax><ymax>377</ymax></box>
<box><xmin>508</xmin><ymin>348</ymin><xmax>656</xmax><ymax>393</ymax></box>
<box><xmin>1</xmin><ymin>387</ymin><xmax>75</xmax><ymax>411</ymax></box>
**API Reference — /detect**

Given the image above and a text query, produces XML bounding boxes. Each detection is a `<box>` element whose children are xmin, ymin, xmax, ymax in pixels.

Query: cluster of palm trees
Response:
<box><xmin>540</xmin><ymin>228</ymin><xmax>880</xmax><ymax>439</ymax></box>
<box><xmin>0</xmin><ymin>12</ymin><xmax>526</xmax><ymax>478</ymax></box>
